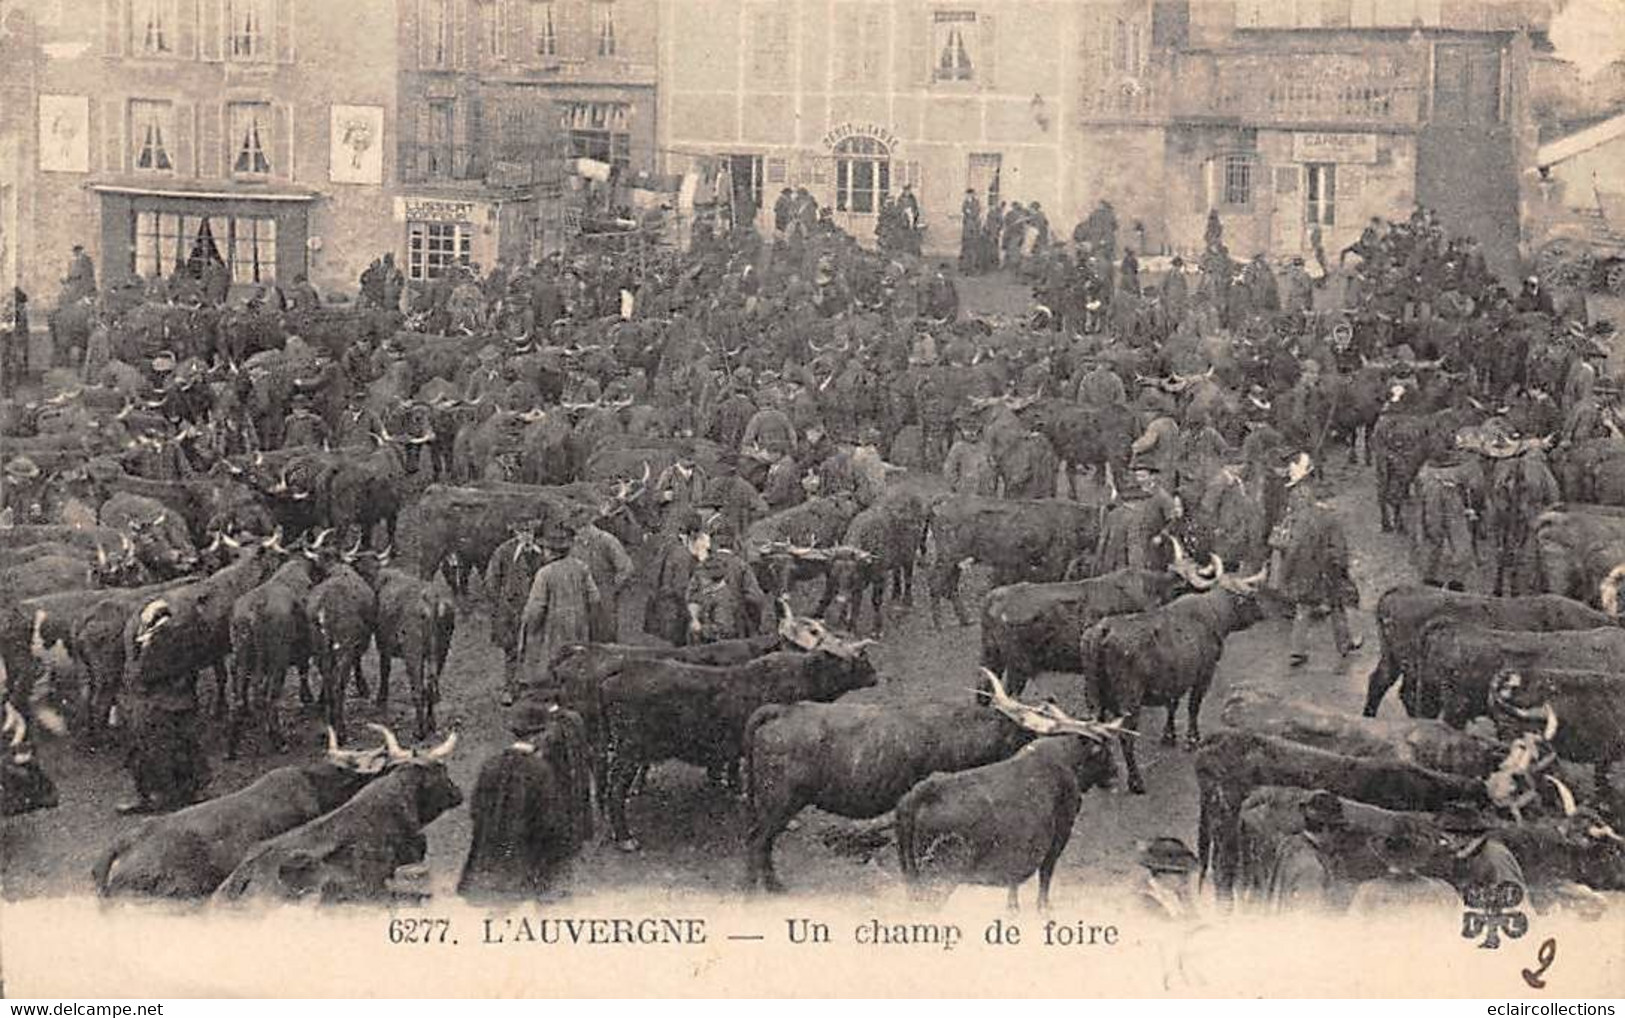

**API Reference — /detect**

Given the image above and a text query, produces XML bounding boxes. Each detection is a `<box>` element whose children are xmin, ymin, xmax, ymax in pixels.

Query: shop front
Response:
<box><xmin>394</xmin><ymin>194</ymin><xmax>532</xmax><ymax>282</ymax></box>
<box><xmin>91</xmin><ymin>183</ymin><xmax>316</xmax><ymax>289</ymax></box>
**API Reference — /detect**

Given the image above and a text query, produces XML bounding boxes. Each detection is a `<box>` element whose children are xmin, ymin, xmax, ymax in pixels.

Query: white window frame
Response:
<box><xmin>1222</xmin><ymin>153</ymin><xmax>1253</xmax><ymax>207</ymax></box>
<box><xmin>227</xmin><ymin>0</ymin><xmax>270</xmax><ymax>61</ymax></box>
<box><xmin>130</xmin><ymin>99</ymin><xmax>176</xmax><ymax>173</ymax></box>
<box><xmin>131</xmin><ymin>0</ymin><xmax>176</xmax><ymax>56</ymax></box>
<box><xmin>531</xmin><ymin>0</ymin><xmax>558</xmax><ymax>57</ymax></box>
<box><xmin>1305</xmin><ymin>162</ymin><xmax>1337</xmax><ymax>227</ymax></box>
<box><xmin>931</xmin><ymin>10</ymin><xmax>977</xmax><ymax>83</ymax></box>
<box><xmin>593</xmin><ymin>0</ymin><xmax>617</xmax><ymax>57</ymax></box>
<box><xmin>229</xmin><ymin>101</ymin><xmax>273</xmax><ymax>177</ymax></box>
<box><xmin>407</xmin><ymin>221</ymin><xmax>473</xmax><ymax>281</ymax></box>
<box><xmin>834</xmin><ymin>136</ymin><xmax>890</xmax><ymax>214</ymax></box>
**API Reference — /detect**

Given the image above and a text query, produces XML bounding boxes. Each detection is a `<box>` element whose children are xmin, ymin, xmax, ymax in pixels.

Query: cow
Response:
<box><xmin>1533</xmin><ymin>506</ymin><xmax>1625</xmax><ymax>614</ymax></box>
<box><xmin>1221</xmin><ymin>687</ymin><xmax>1506</xmax><ymax>778</ymax></box>
<box><xmin>320</xmin><ymin>425</ymin><xmax>432</xmax><ymax>549</ymax></box>
<box><xmin>1412</xmin><ymin>622</ymin><xmax>1625</xmax><ymax>728</ymax></box>
<box><xmin>546</xmin><ymin>633</ymin><xmax>784</xmax><ymax>804</ymax></box>
<box><xmin>98</xmin><ymin>492</ymin><xmax>197</xmax><ymax>579</ymax></box>
<box><xmin>372</xmin><ymin>565</ymin><xmax>457</xmax><ymax>740</ymax></box>
<box><xmin>122</xmin><ymin>532</ymin><xmax>291</xmax><ymax>720</ymax></box>
<box><xmin>1</xmin><ymin>702</ymin><xmax>58</xmax><ymax>817</ymax></box>
<box><xmin>1018</xmin><ymin>399</ymin><xmax>1137</xmax><ymax>500</ymax></box>
<box><xmin>1078</xmin><ymin>547</ymin><xmax>1268</xmax><ymax>793</ymax></box>
<box><xmin>1</xmin><ymin>555</ymin><xmax>99</xmax><ymax>601</ymax></box>
<box><xmin>1492</xmin><ymin>668</ymin><xmax>1625</xmax><ymax>799</ymax></box>
<box><xmin>405</xmin><ymin>483</ymin><xmax>593</xmax><ymax>596</ymax></box>
<box><xmin>599</xmin><ymin>611</ymin><xmax>877</xmax><ymax>850</ymax></box>
<box><xmin>926</xmin><ymin>495</ymin><xmax>1107</xmax><ymax>627</ymax></box>
<box><xmin>1361</xmin><ymin>585</ymin><xmax>1613</xmax><ymax>718</ymax></box>
<box><xmin>306</xmin><ymin>549</ymin><xmax>379</xmax><ymax>743</ymax></box>
<box><xmin>1194</xmin><ymin>728</ymin><xmax>1490</xmax><ymax>900</ymax></box>
<box><xmin>1485</xmin><ymin>447</ymin><xmax>1562</xmax><ymax>596</ymax></box>
<box><xmin>1370</xmin><ymin>406</ymin><xmax>1475</xmax><ymax>533</ymax></box>
<box><xmin>822</xmin><ymin>490</ymin><xmax>930</xmax><ymax>635</ymax></box>
<box><xmin>744</xmin><ymin>495</ymin><xmax>863</xmax><ymax>608</ymax></box>
<box><xmin>743</xmin><ymin>672</ymin><xmax>1037</xmax><ymax>892</ymax></box>
<box><xmin>980</xmin><ymin>568</ymin><xmax>1185</xmax><ymax>697</ymax></box>
<box><xmin>213</xmin><ymin>727</ymin><xmax>462</xmax><ymax>905</ymax></box>
<box><xmin>457</xmin><ymin>706</ymin><xmax>594</xmax><ymax>902</ymax></box>
<box><xmin>227</xmin><ymin>533</ymin><xmax>330</xmax><ymax>755</ymax></box>
<box><xmin>93</xmin><ymin>728</ymin><xmax>389</xmax><ymax>899</ymax></box>
<box><xmin>895</xmin><ymin>678</ymin><xmax>1123</xmax><ymax>910</ymax></box>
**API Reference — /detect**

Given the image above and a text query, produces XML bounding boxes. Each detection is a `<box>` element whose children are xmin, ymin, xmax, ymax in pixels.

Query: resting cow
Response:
<box><xmin>1492</xmin><ymin>668</ymin><xmax>1625</xmax><ymax>798</ymax></box>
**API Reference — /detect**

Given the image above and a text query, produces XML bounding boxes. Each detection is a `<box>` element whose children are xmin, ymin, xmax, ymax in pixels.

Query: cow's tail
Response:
<box><xmin>742</xmin><ymin>704</ymin><xmax>788</xmax><ymax>813</ymax></box>
<box><xmin>894</xmin><ymin>792</ymin><xmax>919</xmax><ymax>882</ymax></box>
<box><xmin>1077</xmin><ymin>619</ymin><xmax>1111</xmax><ymax>718</ymax></box>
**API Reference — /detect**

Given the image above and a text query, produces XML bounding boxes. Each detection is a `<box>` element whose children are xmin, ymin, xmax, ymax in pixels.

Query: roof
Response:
<box><xmin>1538</xmin><ymin>109</ymin><xmax>1625</xmax><ymax>167</ymax></box>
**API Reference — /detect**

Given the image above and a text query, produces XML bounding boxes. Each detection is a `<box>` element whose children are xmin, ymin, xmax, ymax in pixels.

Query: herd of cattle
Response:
<box><xmin>1</xmin><ymin>227</ymin><xmax>1624</xmax><ymax>911</ymax></box>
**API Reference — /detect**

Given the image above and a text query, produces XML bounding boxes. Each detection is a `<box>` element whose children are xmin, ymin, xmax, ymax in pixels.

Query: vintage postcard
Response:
<box><xmin>1</xmin><ymin>0</ymin><xmax>1623</xmax><ymax>999</ymax></box>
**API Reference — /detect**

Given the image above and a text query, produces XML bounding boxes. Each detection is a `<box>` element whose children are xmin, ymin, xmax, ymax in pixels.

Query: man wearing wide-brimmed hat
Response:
<box><xmin>1133</xmin><ymin>836</ymin><xmax>1201</xmax><ymax>920</ymax></box>
<box><xmin>2</xmin><ymin>455</ymin><xmax>44</xmax><ymax>521</ymax></box>
<box><xmin>1347</xmin><ymin>819</ymin><xmax>1460</xmax><ymax>916</ymax></box>
<box><xmin>1265</xmin><ymin>790</ymin><xmax>1349</xmax><ymax>913</ymax></box>
<box><xmin>685</xmin><ymin>516</ymin><xmax>772</xmax><ymax>644</ymax></box>
<box><xmin>1270</xmin><ymin>451</ymin><xmax>1361</xmax><ymax>666</ymax></box>
<box><xmin>1436</xmin><ymin>802</ymin><xmax>1526</xmax><ymax>902</ymax></box>
<box><xmin>515</xmin><ymin>520</ymin><xmax>599</xmax><ymax>704</ymax></box>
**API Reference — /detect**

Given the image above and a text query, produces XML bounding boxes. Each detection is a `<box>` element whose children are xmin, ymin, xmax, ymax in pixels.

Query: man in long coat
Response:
<box><xmin>686</xmin><ymin>520</ymin><xmax>772</xmax><ymax>644</ymax></box>
<box><xmin>487</xmin><ymin>522</ymin><xmax>547</xmax><ymax>705</ymax></box>
<box><xmin>643</xmin><ymin>511</ymin><xmax>704</xmax><ymax>646</ymax></box>
<box><xmin>1263</xmin><ymin>791</ymin><xmax>1349</xmax><ymax>914</ymax></box>
<box><xmin>1271</xmin><ymin>453</ymin><xmax>1360</xmax><ymax>666</ymax></box>
<box><xmin>572</xmin><ymin>518</ymin><xmax>635</xmax><ymax>643</ymax></box>
<box><xmin>518</xmin><ymin>523</ymin><xmax>600</xmax><ymax>686</ymax></box>
<box><xmin>1413</xmin><ymin>455</ymin><xmax>1477</xmax><ymax>591</ymax></box>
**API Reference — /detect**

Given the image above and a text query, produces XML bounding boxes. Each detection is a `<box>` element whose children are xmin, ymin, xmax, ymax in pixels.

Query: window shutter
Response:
<box><xmin>272</xmin><ymin>103</ymin><xmax>291</xmax><ymax>179</ymax></box>
<box><xmin>274</xmin><ymin>0</ymin><xmax>294</xmax><ymax>62</ymax></box>
<box><xmin>1339</xmin><ymin>164</ymin><xmax>1363</xmax><ymax>202</ymax></box>
<box><xmin>1273</xmin><ymin>165</ymin><xmax>1298</xmax><ymax>195</ymax></box>
<box><xmin>908</xmin><ymin>3</ymin><xmax>928</xmax><ymax>86</ymax></box>
<box><xmin>200</xmin><ymin>101</ymin><xmax>223</xmax><ymax>177</ymax></box>
<box><xmin>104</xmin><ymin>0</ymin><xmax>124</xmax><ymax>56</ymax></box>
<box><xmin>200</xmin><ymin>0</ymin><xmax>222</xmax><ymax>60</ymax></box>
<box><xmin>103</xmin><ymin>98</ymin><xmax>127</xmax><ymax>173</ymax></box>
<box><xmin>397</xmin><ymin>104</ymin><xmax>417</xmax><ymax>182</ymax></box>
<box><xmin>174</xmin><ymin>99</ymin><xmax>195</xmax><ymax>175</ymax></box>
<box><xmin>978</xmin><ymin>11</ymin><xmax>995</xmax><ymax>91</ymax></box>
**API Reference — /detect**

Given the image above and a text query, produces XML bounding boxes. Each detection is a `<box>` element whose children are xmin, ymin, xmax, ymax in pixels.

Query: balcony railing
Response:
<box><xmin>1079</xmin><ymin>49</ymin><xmax>1425</xmax><ymax>129</ymax></box>
<box><xmin>399</xmin><ymin>142</ymin><xmax>570</xmax><ymax>190</ymax></box>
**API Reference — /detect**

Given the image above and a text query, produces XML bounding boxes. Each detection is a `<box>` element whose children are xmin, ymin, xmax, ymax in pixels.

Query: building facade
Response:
<box><xmin>656</xmin><ymin>0</ymin><xmax>1083</xmax><ymax>251</ymax></box>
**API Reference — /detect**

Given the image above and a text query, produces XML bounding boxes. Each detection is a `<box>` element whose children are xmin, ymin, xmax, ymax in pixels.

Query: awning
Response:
<box><xmin>87</xmin><ymin>179</ymin><xmax>322</xmax><ymax>203</ymax></box>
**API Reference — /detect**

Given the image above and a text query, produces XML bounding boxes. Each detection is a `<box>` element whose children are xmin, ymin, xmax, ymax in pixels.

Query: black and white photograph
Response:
<box><xmin>0</xmin><ymin>0</ymin><xmax>1623</xmax><ymax>1000</ymax></box>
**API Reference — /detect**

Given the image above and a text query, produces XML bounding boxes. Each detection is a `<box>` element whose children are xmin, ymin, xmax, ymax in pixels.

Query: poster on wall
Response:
<box><xmin>38</xmin><ymin>94</ymin><xmax>90</xmax><ymax>174</ymax></box>
<box><xmin>330</xmin><ymin>104</ymin><xmax>384</xmax><ymax>185</ymax></box>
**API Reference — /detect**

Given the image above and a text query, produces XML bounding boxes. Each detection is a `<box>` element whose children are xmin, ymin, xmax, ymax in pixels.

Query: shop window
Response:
<box><xmin>130</xmin><ymin>100</ymin><xmax>175</xmax><ymax>173</ymax></box>
<box><xmin>228</xmin><ymin>0</ymin><xmax>269</xmax><ymax>61</ymax></box>
<box><xmin>407</xmin><ymin>221</ymin><xmax>473</xmax><ymax>280</ymax></box>
<box><xmin>1306</xmin><ymin>162</ymin><xmax>1337</xmax><ymax>226</ymax></box>
<box><xmin>834</xmin><ymin>136</ymin><xmax>890</xmax><ymax>214</ymax></box>
<box><xmin>593</xmin><ymin>0</ymin><xmax>617</xmax><ymax>57</ymax></box>
<box><xmin>1222</xmin><ymin>154</ymin><xmax>1253</xmax><ymax>207</ymax></box>
<box><xmin>932</xmin><ymin>10</ymin><xmax>977</xmax><ymax>82</ymax></box>
<box><xmin>560</xmin><ymin>102</ymin><xmax>631</xmax><ymax>170</ymax></box>
<box><xmin>131</xmin><ymin>211</ymin><xmax>275</xmax><ymax>283</ymax></box>
<box><xmin>228</xmin><ymin>216</ymin><xmax>277</xmax><ymax>283</ymax></box>
<box><xmin>132</xmin><ymin>0</ymin><xmax>175</xmax><ymax>55</ymax></box>
<box><xmin>230</xmin><ymin>102</ymin><xmax>273</xmax><ymax>176</ymax></box>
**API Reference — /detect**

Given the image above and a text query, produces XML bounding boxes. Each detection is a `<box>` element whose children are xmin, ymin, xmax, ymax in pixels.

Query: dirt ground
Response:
<box><xmin>0</xmin><ymin>273</ymin><xmax>1479</xmax><ymax>908</ymax></box>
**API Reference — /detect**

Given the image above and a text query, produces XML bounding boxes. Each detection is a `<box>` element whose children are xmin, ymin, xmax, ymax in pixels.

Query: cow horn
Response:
<box><xmin>640</xmin><ymin>461</ymin><xmax>652</xmax><ymax>486</ymax></box>
<box><xmin>344</xmin><ymin>539</ymin><xmax>363</xmax><ymax>561</ymax></box>
<box><xmin>425</xmin><ymin>731</ymin><xmax>458</xmax><ymax>760</ymax></box>
<box><xmin>1543</xmin><ymin>702</ymin><xmax>1559</xmax><ymax>742</ymax></box>
<box><xmin>1547</xmin><ymin>775</ymin><xmax>1578</xmax><ymax>817</ymax></box>
<box><xmin>367</xmin><ymin>723</ymin><xmax>410</xmax><ymax>761</ymax></box>
<box><xmin>2</xmin><ymin>702</ymin><xmax>23</xmax><ymax>747</ymax></box>
<box><xmin>311</xmin><ymin>528</ymin><xmax>333</xmax><ymax>550</ymax></box>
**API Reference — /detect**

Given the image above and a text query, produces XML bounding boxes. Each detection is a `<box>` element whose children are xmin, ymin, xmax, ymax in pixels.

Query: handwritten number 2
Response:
<box><xmin>1522</xmin><ymin>938</ymin><xmax>1557</xmax><ymax>989</ymax></box>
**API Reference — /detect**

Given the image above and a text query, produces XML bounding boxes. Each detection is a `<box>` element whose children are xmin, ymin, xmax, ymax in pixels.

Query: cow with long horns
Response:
<box><xmin>0</xmin><ymin>702</ymin><xmax>58</xmax><ymax>817</ymax></box>
<box><xmin>895</xmin><ymin>675</ymin><xmax>1125</xmax><ymax>910</ymax></box>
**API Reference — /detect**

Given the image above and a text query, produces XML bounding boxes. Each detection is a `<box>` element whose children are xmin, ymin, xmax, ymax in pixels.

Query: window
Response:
<box><xmin>131</xmin><ymin>211</ymin><xmax>275</xmax><ymax>283</ymax></box>
<box><xmin>1222</xmin><ymin>154</ymin><xmax>1252</xmax><ymax>206</ymax></box>
<box><xmin>561</xmin><ymin>101</ymin><xmax>631</xmax><ymax>170</ymax></box>
<box><xmin>424</xmin><ymin>0</ymin><xmax>451</xmax><ymax>66</ymax></box>
<box><xmin>230</xmin><ymin>102</ymin><xmax>272</xmax><ymax>176</ymax></box>
<box><xmin>834</xmin><ymin>136</ymin><xmax>890</xmax><ymax>214</ymax></box>
<box><xmin>593</xmin><ymin>0</ymin><xmax>616</xmax><ymax>57</ymax></box>
<box><xmin>530</xmin><ymin>0</ymin><xmax>557</xmax><ymax>57</ymax></box>
<box><xmin>483</xmin><ymin>0</ymin><xmax>506</xmax><ymax>61</ymax></box>
<box><xmin>132</xmin><ymin>0</ymin><xmax>173</xmax><ymax>55</ymax></box>
<box><xmin>421</xmin><ymin>100</ymin><xmax>457</xmax><ymax>178</ymax></box>
<box><xmin>932</xmin><ymin>10</ymin><xmax>976</xmax><ymax>82</ymax></box>
<box><xmin>1306</xmin><ymin>163</ymin><xmax>1336</xmax><ymax>226</ymax></box>
<box><xmin>725</xmin><ymin>154</ymin><xmax>764</xmax><ymax>211</ymax></box>
<box><xmin>1111</xmin><ymin>17</ymin><xmax>1143</xmax><ymax>74</ymax></box>
<box><xmin>968</xmin><ymin>151</ymin><xmax>1001</xmax><ymax>202</ymax></box>
<box><xmin>407</xmin><ymin>221</ymin><xmax>472</xmax><ymax>280</ymax></box>
<box><xmin>130</xmin><ymin>100</ymin><xmax>174</xmax><ymax>172</ymax></box>
<box><xmin>228</xmin><ymin>0</ymin><xmax>268</xmax><ymax>60</ymax></box>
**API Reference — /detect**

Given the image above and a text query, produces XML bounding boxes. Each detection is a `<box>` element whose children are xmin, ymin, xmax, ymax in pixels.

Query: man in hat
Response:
<box><xmin>1347</xmin><ymin>819</ymin><xmax>1459</xmax><ymax>916</ymax></box>
<box><xmin>1270</xmin><ymin>452</ymin><xmax>1361</xmax><ymax>666</ymax></box>
<box><xmin>960</xmin><ymin>189</ymin><xmax>983</xmax><ymax>273</ymax></box>
<box><xmin>487</xmin><ymin>521</ymin><xmax>548</xmax><ymax>704</ymax></box>
<box><xmin>60</xmin><ymin>244</ymin><xmax>97</xmax><ymax>306</ymax></box>
<box><xmin>1265</xmin><ymin>790</ymin><xmax>1349</xmax><ymax>913</ymax></box>
<box><xmin>702</xmin><ymin>454</ymin><xmax>770</xmax><ymax>544</ymax></box>
<box><xmin>741</xmin><ymin>399</ymin><xmax>797</xmax><ymax>461</ymax></box>
<box><xmin>1413</xmin><ymin>448</ymin><xmax>1476</xmax><ymax>592</ymax></box>
<box><xmin>1516</xmin><ymin>275</ymin><xmax>1556</xmax><ymax>316</ymax></box>
<box><xmin>773</xmin><ymin>187</ymin><xmax>796</xmax><ymax>238</ymax></box>
<box><xmin>1133</xmin><ymin>836</ymin><xmax>1201</xmax><ymax>920</ymax></box>
<box><xmin>1282</xmin><ymin>256</ymin><xmax>1314</xmax><ymax>315</ymax></box>
<box><xmin>643</xmin><ymin>510</ymin><xmax>706</xmax><ymax>646</ymax></box>
<box><xmin>1437</xmin><ymin>802</ymin><xmax>1526</xmax><ymax>902</ymax></box>
<box><xmin>571</xmin><ymin>513</ymin><xmax>635</xmax><ymax>643</ymax></box>
<box><xmin>517</xmin><ymin>521</ymin><xmax>600</xmax><ymax>700</ymax></box>
<box><xmin>1097</xmin><ymin>468</ymin><xmax>1181</xmax><ymax>576</ymax></box>
<box><xmin>942</xmin><ymin>412</ymin><xmax>998</xmax><ymax>497</ymax></box>
<box><xmin>1160</xmin><ymin>255</ymin><xmax>1189</xmax><ymax>325</ymax></box>
<box><xmin>2</xmin><ymin>456</ymin><xmax>45</xmax><ymax>522</ymax></box>
<box><xmin>686</xmin><ymin>517</ymin><xmax>771</xmax><ymax>644</ymax></box>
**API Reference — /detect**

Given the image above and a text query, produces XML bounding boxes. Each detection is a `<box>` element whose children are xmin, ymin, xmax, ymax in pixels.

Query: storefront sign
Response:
<box><xmin>394</xmin><ymin>197</ymin><xmax>480</xmax><ymax>223</ymax></box>
<box><xmin>822</xmin><ymin>122</ymin><xmax>901</xmax><ymax>152</ymax></box>
<box><xmin>1291</xmin><ymin>132</ymin><xmax>1378</xmax><ymax>164</ymax></box>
